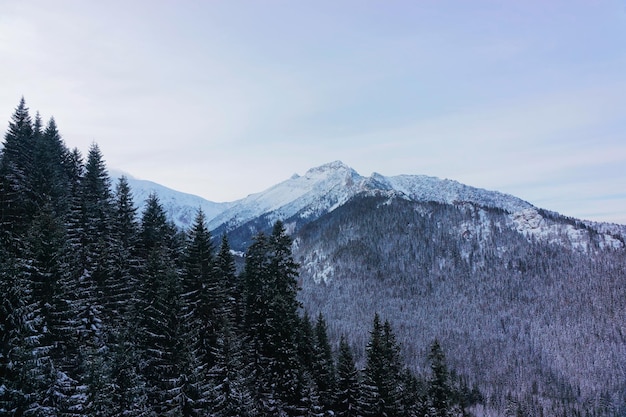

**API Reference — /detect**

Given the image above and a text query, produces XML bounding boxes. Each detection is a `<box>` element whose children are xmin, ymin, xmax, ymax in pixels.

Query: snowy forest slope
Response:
<box><xmin>293</xmin><ymin>195</ymin><xmax>626</xmax><ymax>413</ymax></box>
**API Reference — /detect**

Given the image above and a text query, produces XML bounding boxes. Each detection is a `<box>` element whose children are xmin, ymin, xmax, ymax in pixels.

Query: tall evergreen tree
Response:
<box><xmin>0</xmin><ymin>100</ymin><xmax>71</xmax><ymax>415</ymax></box>
<box><xmin>178</xmin><ymin>208</ymin><xmax>219</xmax><ymax>414</ymax></box>
<box><xmin>213</xmin><ymin>234</ymin><xmax>239</xmax><ymax>327</ymax></box>
<box><xmin>106</xmin><ymin>176</ymin><xmax>152</xmax><ymax>416</ymax></box>
<box><xmin>335</xmin><ymin>335</ymin><xmax>361</xmax><ymax>417</ymax></box>
<box><xmin>360</xmin><ymin>314</ymin><xmax>404</xmax><ymax>417</ymax></box>
<box><xmin>427</xmin><ymin>340</ymin><xmax>452</xmax><ymax>417</ymax></box>
<box><xmin>137</xmin><ymin>193</ymin><xmax>186</xmax><ymax>415</ymax></box>
<box><xmin>62</xmin><ymin>143</ymin><xmax>117</xmax><ymax>415</ymax></box>
<box><xmin>18</xmin><ymin>202</ymin><xmax>71</xmax><ymax>416</ymax></box>
<box><xmin>109</xmin><ymin>175</ymin><xmax>141</xmax><ymax>328</ymax></box>
<box><xmin>32</xmin><ymin>117</ymin><xmax>72</xmax><ymax>216</ymax></box>
<box><xmin>359</xmin><ymin>314</ymin><xmax>384</xmax><ymax>417</ymax></box>
<box><xmin>312</xmin><ymin>312</ymin><xmax>336</xmax><ymax>413</ymax></box>
<box><xmin>243</xmin><ymin>221</ymin><xmax>304</xmax><ymax>415</ymax></box>
<box><xmin>207</xmin><ymin>319</ymin><xmax>256</xmax><ymax>417</ymax></box>
<box><xmin>0</xmin><ymin>97</ymin><xmax>36</xmax><ymax>238</ymax></box>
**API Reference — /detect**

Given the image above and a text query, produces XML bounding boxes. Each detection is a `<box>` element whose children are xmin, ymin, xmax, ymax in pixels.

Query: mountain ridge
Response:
<box><xmin>116</xmin><ymin>161</ymin><xmax>625</xmax><ymax>252</ymax></box>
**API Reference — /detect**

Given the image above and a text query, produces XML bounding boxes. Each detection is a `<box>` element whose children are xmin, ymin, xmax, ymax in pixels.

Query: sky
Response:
<box><xmin>1</xmin><ymin>1</ymin><xmax>625</xmax><ymax>224</ymax></box>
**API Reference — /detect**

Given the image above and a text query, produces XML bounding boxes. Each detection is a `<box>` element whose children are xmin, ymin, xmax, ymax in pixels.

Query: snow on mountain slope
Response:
<box><xmin>205</xmin><ymin>161</ymin><xmax>535</xmax><ymax>232</ymax></box>
<box><xmin>111</xmin><ymin>162</ymin><xmax>625</xmax><ymax>249</ymax></box>
<box><xmin>205</xmin><ymin>161</ymin><xmax>376</xmax><ymax>231</ymax></box>
<box><xmin>379</xmin><ymin>173</ymin><xmax>533</xmax><ymax>213</ymax></box>
<box><xmin>110</xmin><ymin>171</ymin><xmax>233</xmax><ymax>230</ymax></box>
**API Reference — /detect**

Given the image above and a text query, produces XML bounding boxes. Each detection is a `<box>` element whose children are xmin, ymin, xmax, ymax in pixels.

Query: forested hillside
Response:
<box><xmin>294</xmin><ymin>195</ymin><xmax>626</xmax><ymax>416</ymax></box>
<box><xmin>1</xmin><ymin>99</ymin><xmax>624</xmax><ymax>416</ymax></box>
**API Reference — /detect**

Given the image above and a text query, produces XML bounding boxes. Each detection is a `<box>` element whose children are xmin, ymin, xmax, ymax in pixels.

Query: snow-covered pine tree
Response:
<box><xmin>0</xmin><ymin>99</ymin><xmax>70</xmax><ymax>415</ymax></box>
<box><xmin>179</xmin><ymin>208</ymin><xmax>219</xmax><ymax>414</ymax></box>
<box><xmin>360</xmin><ymin>314</ymin><xmax>404</xmax><ymax>417</ymax></box>
<box><xmin>427</xmin><ymin>340</ymin><xmax>452</xmax><ymax>417</ymax></box>
<box><xmin>136</xmin><ymin>193</ymin><xmax>186</xmax><ymax>415</ymax></box>
<box><xmin>17</xmin><ymin>202</ymin><xmax>72</xmax><ymax>416</ymax></box>
<box><xmin>381</xmin><ymin>319</ymin><xmax>404</xmax><ymax>416</ymax></box>
<box><xmin>207</xmin><ymin>318</ymin><xmax>256</xmax><ymax>417</ymax></box>
<box><xmin>63</xmin><ymin>143</ymin><xmax>117</xmax><ymax>415</ymax></box>
<box><xmin>312</xmin><ymin>312</ymin><xmax>336</xmax><ymax>414</ymax></box>
<box><xmin>0</xmin><ymin>97</ymin><xmax>36</xmax><ymax>239</ymax></box>
<box><xmin>359</xmin><ymin>314</ymin><xmax>384</xmax><ymax>417</ymax></box>
<box><xmin>213</xmin><ymin>234</ymin><xmax>240</xmax><ymax>329</ymax></box>
<box><xmin>106</xmin><ymin>176</ymin><xmax>152</xmax><ymax>416</ymax></box>
<box><xmin>335</xmin><ymin>335</ymin><xmax>361</xmax><ymax>417</ymax></box>
<box><xmin>32</xmin><ymin>117</ymin><xmax>72</xmax><ymax>216</ymax></box>
<box><xmin>243</xmin><ymin>221</ymin><xmax>305</xmax><ymax>416</ymax></box>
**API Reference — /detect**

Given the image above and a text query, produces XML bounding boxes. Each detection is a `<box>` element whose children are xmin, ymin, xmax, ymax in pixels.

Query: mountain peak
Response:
<box><xmin>304</xmin><ymin>160</ymin><xmax>356</xmax><ymax>176</ymax></box>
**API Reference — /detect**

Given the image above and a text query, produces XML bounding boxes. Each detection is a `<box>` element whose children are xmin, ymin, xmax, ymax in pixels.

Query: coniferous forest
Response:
<box><xmin>0</xmin><ymin>99</ymin><xmax>621</xmax><ymax>417</ymax></box>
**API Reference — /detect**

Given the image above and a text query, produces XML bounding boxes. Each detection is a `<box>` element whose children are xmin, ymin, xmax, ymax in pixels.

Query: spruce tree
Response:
<box><xmin>359</xmin><ymin>313</ymin><xmax>384</xmax><ymax>417</ymax></box>
<box><xmin>62</xmin><ymin>143</ymin><xmax>116</xmax><ymax>415</ymax></box>
<box><xmin>360</xmin><ymin>314</ymin><xmax>404</xmax><ymax>417</ymax></box>
<box><xmin>207</xmin><ymin>319</ymin><xmax>256</xmax><ymax>417</ymax></box>
<box><xmin>213</xmin><ymin>234</ymin><xmax>239</xmax><ymax>327</ymax></box>
<box><xmin>107</xmin><ymin>176</ymin><xmax>151</xmax><ymax>416</ymax></box>
<box><xmin>381</xmin><ymin>319</ymin><xmax>403</xmax><ymax>416</ymax></box>
<box><xmin>335</xmin><ymin>335</ymin><xmax>361</xmax><ymax>417</ymax></box>
<box><xmin>243</xmin><ymin>221</ymin><xmax>304</xmax><ymax>415</ymax></box>
<box><xmin>32</xmin><ymin>117</ymin><xmax>72</xmax><ymax>216</ymax></box>
<box><xmin>427</xmin><ymin>340</ymin><xmax>452</xmax><ymax>417</ymax></box>
<box><xmin>137</xmin><ymin>193</ymin><xmax>186</xmax><ymax>415</ymax></box>
<box><xmin>0</xmin><ymin>101</ymin><xmax>71</xmax><ymax>415</ymax></box>
<box><xmin>0</xmin><ymin>97</ymin><xmax>36</xmax><ymax>238</ymax></box>
<box><xmin>180</xmin><ymin>208</ymin><xmax>218</xmax><ymax>414</ymax></box>
<box><xmin>18</xmin><ymin>203</ymin><xmax>71</xmax><ymax>416</ymax></box>
<box><xmin>312</xmin><ymin>312</ymin><xmax>337</xmax><ymax>413</ymax></box>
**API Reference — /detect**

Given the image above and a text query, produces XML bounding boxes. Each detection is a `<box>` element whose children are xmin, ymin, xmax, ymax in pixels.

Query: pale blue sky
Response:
<box><xmin>1</xmin><ymin>0</ymin><xmax>625</xmax><ymax>223</ymax></box>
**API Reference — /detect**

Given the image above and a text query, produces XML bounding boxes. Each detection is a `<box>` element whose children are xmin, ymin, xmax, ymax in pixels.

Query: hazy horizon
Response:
<box><xmin>2</xmin><ymin>1</ymin><xmax>625</xmax><ymax>224</ymax></box>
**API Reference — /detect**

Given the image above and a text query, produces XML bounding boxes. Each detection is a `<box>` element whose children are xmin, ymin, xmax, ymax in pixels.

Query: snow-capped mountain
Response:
<box><xmin>205</xmin><ymin>160</ymin><xmax>534</xmax><ymax>232</ymax></box>
<box><xmin>116</xmin><ymin>161</ymin><xmax>625</xmax><ymax>250</ymax></box>
<box><xmin>206</xmin><ymin>161</ymin><xmax>374</xmax><ymax>232</ymax></box>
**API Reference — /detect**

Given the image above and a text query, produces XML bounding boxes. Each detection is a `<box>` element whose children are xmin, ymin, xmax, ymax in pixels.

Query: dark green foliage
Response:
<box><xmin>136</xmin><ymin>193</ymin><xmax>186</xmax><ymax>414</ymax></box>
<box><xmin>335</xmin><ymin>335</ymin><xmax>360</xmax><ymax>417</ymax></box>
<box><xmin>107</xmin><ymin>176</ymin><xmax>151</xmax><ymax>416</ymax></box>
<box><xmin>0</xmin><ymin>97</ymin><xmax>36</xmax><ymax>237</ymax></box>
<box><xmin>179</xmin><ymin>208</ymin><xmax>220</xmax><ymax>413</ymax></box>
<box><xmin>243</xmin><ymin>221</ymin><xmax>305</xmax><ymax>414</ymax></box>
<box><xmin>213</xmin><ymin>234</ymin><xmax>240</xmax><ymax>326</ymax></box>
<box><xmin>360</xmin><ymin>313</ymin><xmax>404</xmax><ymax>417</ymax></box>
<box><xmin>32</xmin><ymin>117</ymin><xmax>72</xmax><ymax>216</ymax></box>
<box><xmin>207</xmin><ymin>320</ymin><xmax>256</xmax><ymax>417</ymax></box>
<box><xmin>312</xmin><ymin>313</ymin><xmax>336</xmax><ymax>413</ymax></box>
<box><xmin>427</xmin><ymin>340</ymin><xmax>451</xmax><ymax>417</ymax></box>
<box><xmin>296</xmin><ymin>312</ymin><xmax>316</xmax><ymax>376</ymax></box>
